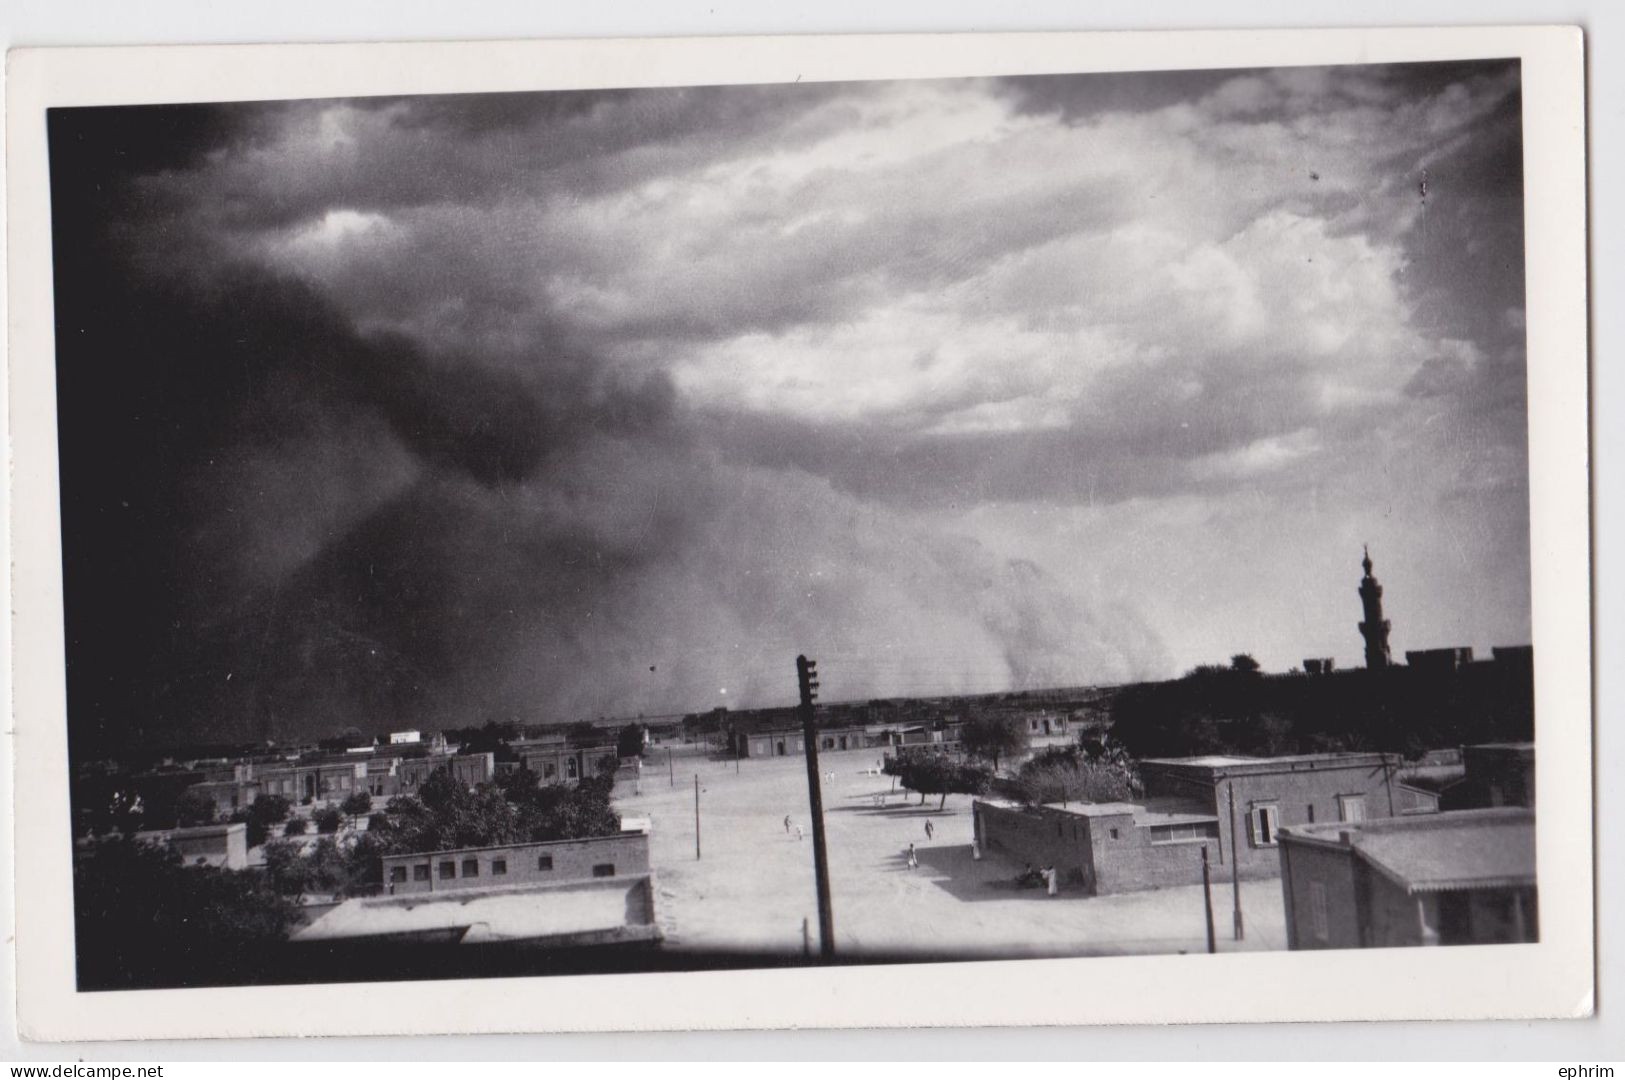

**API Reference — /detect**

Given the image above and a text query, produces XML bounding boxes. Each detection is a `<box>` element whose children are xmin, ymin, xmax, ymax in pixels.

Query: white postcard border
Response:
<box><xmin>7</xmin><ymin>26</ymin><xmax>1592</xmax><ymax>1041</ymax></box>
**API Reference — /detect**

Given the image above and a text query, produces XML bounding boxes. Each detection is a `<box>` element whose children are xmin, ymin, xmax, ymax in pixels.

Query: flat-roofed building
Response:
<box><xmin>509</xmin><ymin>740</ymin><xmax>619</xmax><ymax>784</ymax></box>
<box><xmin>1277</xmin><ymin>808</ymin><xmax>1536</xmax><ymax>949</ymax></box>
<box><xmin>186</xmin><ymin>750</ymin><xmax>496</xmax><ymax>817</ymax></box>
<box><xmin>974</xmin><ymin>751</ymin><xmax>1401</xmax><ymax>894</ymax></box>
<box><xmin>133</xmin><ymin>822</ymin><xmax>249</xmax><ymax>870</ymax></box>
<box><xmin>380</xmin><ymin>831</ymin><xmax>650</xmax><ymax>896</ymax></box>
<box><xmin>292</xmin><ymin>873</ymin><xmax>660</xmax><ymax>952</ymax></box>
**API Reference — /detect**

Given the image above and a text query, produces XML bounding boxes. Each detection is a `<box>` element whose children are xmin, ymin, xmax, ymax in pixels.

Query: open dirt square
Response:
<box><xmin>616</xmin><ymin>747</ymin><xmax>1285</xmax><ymax>960</ymax></box>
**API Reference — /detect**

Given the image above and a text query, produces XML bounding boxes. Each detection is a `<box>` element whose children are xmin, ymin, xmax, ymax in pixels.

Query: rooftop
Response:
<box><xmin>291</xmin><ymin>876</ymin><xmax>660</xmax><ymax>945</ymax></box>
<box><xmin>1139</xmin><ymin>751</ymin><xmax>1391</xmax><ymax>775</ymax></box>
<box><xmin>981</xmin><ymin>795</ymin><xmax>1217</xmax><ymax>827</ymax></box>
<box><xmin>1280</xmin><ymin>808</ymin><xmax>1534</xmax><ymax>894</ymax></box>
<box><xmin>380</xmin><ymin>830</ymin><xmax>643</xmax><ymax>862</ymax></box>
<box><xmin>1040</xmin><ymin>796</ymin><xmax>1217</xmax><ymax>827</ymax></box>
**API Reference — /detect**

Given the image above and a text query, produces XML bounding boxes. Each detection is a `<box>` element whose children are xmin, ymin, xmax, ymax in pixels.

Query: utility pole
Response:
<box><xmin>1227</xmin><ymin>782</ymin><xmax>1245</xmax><ymax>941</ymax></box>
<box><xmin>798</xmin><ymin>655</ymin><xmax>836</xmax><ymax>960</ymax></box>
<box><xmin>668</xmin><ymin>747</ymin><xmax>673</xmax><ymax>788</ymax></box>
<box><xmin>694</xmin><ymin>773</ymin><xmax>701</xmax><ymax>860</ymax></box>
<box><xmin>1201</xmin><ymin>845</ymin><xmax>1216</xmax><ymax>954</ymax></box>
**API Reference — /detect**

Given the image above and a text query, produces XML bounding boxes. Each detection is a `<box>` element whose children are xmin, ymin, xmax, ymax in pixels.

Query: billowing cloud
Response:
<box><xmin>49</xmin><ymin>60</ymin><xmax>1529</xmax><ymax>750</ymax></box>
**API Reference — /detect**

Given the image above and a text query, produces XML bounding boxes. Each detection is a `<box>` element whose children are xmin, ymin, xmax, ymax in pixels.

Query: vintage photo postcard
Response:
<box><xmin>7</xmin><ymin>27</ymin><xmax>1591</xmax><ymax>1041</ymax></box>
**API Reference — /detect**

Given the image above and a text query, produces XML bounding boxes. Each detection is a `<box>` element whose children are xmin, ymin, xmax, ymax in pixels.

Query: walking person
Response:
<box><xmin>907</xmin><ymin>842</ymin><xmax>918</xmax><ymax>870</ymax></box>
<box><xmin>924</xmin><ymin>819</ymin><xmax>934</xmax><ymax>841</ymax></box>
<box><xmin>784</xmin><ymin>814</ymin><xmax>791</xmax><ymax>834</ymax></box>
<box><xmin>795</xmin><ymin>824</ymin><xmax>804</xmax><ymax>841</ymax></box>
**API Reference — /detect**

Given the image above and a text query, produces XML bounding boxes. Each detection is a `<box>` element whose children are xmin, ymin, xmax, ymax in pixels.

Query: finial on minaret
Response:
<box><xmin>1357</xmin><ymin>546</ymin><xmax>1391</xmax><ymax>669</ymax></box>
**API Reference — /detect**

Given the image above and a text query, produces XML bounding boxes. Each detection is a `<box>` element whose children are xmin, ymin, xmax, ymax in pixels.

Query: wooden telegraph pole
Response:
<box><xmin>1201</xmin><ymin>845</ymin><xmax>1217</xmax><ymax>954</ymax></box>
<box><xmin>1228</xmin><ymin>781</ymin><xmax>1245</xmax><ymax>941</ymax></box>
<box><xmin>798</xmin><ymin>655</ymin><xmax>836</xmax><ymax>960</ymax></box>
<box><xmin>694</xmin><ymin>773</ymin><xmax>701</xmax><ymax>860</ymax></box>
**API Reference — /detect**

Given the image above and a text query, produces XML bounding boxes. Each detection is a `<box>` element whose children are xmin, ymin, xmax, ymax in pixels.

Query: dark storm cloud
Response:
<box><xmin>120</xmin><ymin>82</ymin><xmax>854</xmax><ymax>237</ymax></box>
<box><xmin>51</xmin><ymin>60</ymin><xmax>1531</xmax><ymax>751</ymax></box>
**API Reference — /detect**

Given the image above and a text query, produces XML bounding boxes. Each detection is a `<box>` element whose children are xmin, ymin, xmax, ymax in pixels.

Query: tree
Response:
<box><xmin>242</xmin><ymin>794</ymin><xmax>291</xmax><ymax>847</ymax></box>
<box><xmin>312</xmin><ymin>806</ymin><xmax>344</xmax><ymax>834</ymax></box>
<box><xmin>960</xmin><ymin>716</ymin><xmax>1026</xmax><ymax>772</ymax></box>
<box><xmin>173</xmin><ymin>789</ymin><xmax>218</xmax><ymax>827</ymax></box>
<box><xmin>340</xmin><ymin>791</ymin><xmax>373</xmax><ymax>829</ymax></box>
<box><xmin>282</xmin><ymin>817</ymin><xmax>308</xmax><ymax>837</ymax></box>
<box><xmin>261</xmin><ymin>838</ymin><xmax>311</xmax><ymax>897</ymax></box>
<box><xmin>566</xmin><ymin>720</ymin><xmax>601</xmax><ymax>743</ymax></box>
<box><xmin>73</xmin><ymin>836</ymin><xmax>300</xmax><ymax>990</ymax></box>
<box><xmin>445</xmin><ymin>720</ymin><xmax>519</xmax><ymax>760</ymax></box>
<box><xmin>1230</xmin><ymin>653</ymin><xmax>1262</xmax><ymax>674</ymax></box>
<box><xmin>889</xmin><ymin>752</ymin><xmax>992</xmax><ymax>809</ymax></box>
<box><xmin>616</xmin><ymin>723</ymin><xmax>647</xmax><ymax>758</ymax></box>
<box><xmin>1017</xmin><ymin>752</ymin><xmax>1136</xmax><ymax>806</ymax></box>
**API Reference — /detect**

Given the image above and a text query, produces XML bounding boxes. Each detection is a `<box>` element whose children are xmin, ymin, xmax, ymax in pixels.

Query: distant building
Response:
<box><xmin>1277</xmin><ymin>808</ymin><xmax>1536</xmax><ymax>949</ymax></box>
<box><xmin>1442</xmin><ymin>742</ymin><xmax>1535</xmax><ymax>811</ymax></box>
<box><xmin>509</xmin><ymin>740</ymin><xmax>619</xmax><ymax>784</ymax></box>
<box><xmin>1357</xmin><ymin>547</ymin><xmax>1393</xmax><ymax>669</ymax></box>
<box><xmin>388</xmin><ymin>730</ymin><xmax>422</xmax><ymax>745</ymax></box>
<box><xmin>379</xmin><ymin>832</ymin><xmax>650</xmax><ymax>895</ymax></box>
<box><xmin>973</xmin><ymin>751</ymin><xmax>1401</xmax><ymax>894</ymax></box>
<box><xmin>187</xmin><ymin>750</ymin><xmax>496</xmax><ymax>817</ymax></box>
<box><xmin>294</xmin><ymin>832</ymin><xmax>660</xmax><ymax>952</ymax></box>
<box><xmin>731</xmin><ymin>713</ymin><xmax>869</xmax><ymax>758</ymax></box>
<box><xmin>1405</xmin><ymin>647</ymin><xmax>1476</xmax><ymax>673</ymax></box>
<box><xmin>133</xmin><ymin>822</ymin><xmax>249</xmax><ymax>870</ymax></box>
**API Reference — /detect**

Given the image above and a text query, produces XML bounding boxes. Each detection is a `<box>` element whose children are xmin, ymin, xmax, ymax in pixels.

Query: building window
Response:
<box><xmin>543</xmin><ymin>762</ymin><xmax>557</xmax><ymax>779</ymax></box>
<box><xmin>537</xmin><ymin>855</ymin><xmax>554</xmax><ymax>871</ymax></box>
<box><xmin>592</xmin><ymin>863</ymin><xmax>616</xmax><ymax>878</ymax></box>
<box><xmin>822</xmin><ymin>738</ymin><xmax>834</xmax><ymax>750</ymax></box>
<box><xmin>1307</xmin><ymin>804</ymin><xmax>1316</xmax><ymax>823</ymax></box>
<box><xmin>1150</xmin><ymin>822</ymin><xmax>1220</xmax><ymax>844</ymax></box>
<box><xmin>1338</xmin><ymin>795</ymin><xmax>1366</xmax><ymax>823</ymax></box>
<box><xmin>462</xmin><ymin>858</ymin><xmax>480</xmax><ymax>877</ymax></box>
<box><xmin>567</xmin><ymin>758</ymin><xmax>579</xmax><ymax>780</ymax></box>
<box><xmin>492</xmin><ymin>859</ymin><xmax>507</xmax><ymax>875</ymax></box>
<box><xmin>1250</xmin><ymin>805</ymin><xmax>1280</xmax><ymax>847</ymax></box>
<box><xmin>413</xmin><ymin>864</ymin><xmax>430</xmax><ymax>882</ymax></box>
<box><xmin>439</xmin><ymin>861</ymin><xmax>456</xmax><ymax>879</ymax></box>
<box><xmin>389</xmin><ymin>866</ymin><xmax>407</xmax><ymax>884</ymax></box>
<box><xmin>1109</xmin><ymin>828</ymin><xmax>1119</xmax><ymax>840</ymax></box>
<box><xmin>1309</xmin><ymin>881</ymin><xmax>1330</xmax><ymax>942</ymax></box>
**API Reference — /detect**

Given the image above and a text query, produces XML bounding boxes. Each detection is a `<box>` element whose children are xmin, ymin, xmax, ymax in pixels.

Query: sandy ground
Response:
<box><xmin>618</xmin><ymin>746</ymin><xmax>1285</xmax><ymax>959</ymax></box>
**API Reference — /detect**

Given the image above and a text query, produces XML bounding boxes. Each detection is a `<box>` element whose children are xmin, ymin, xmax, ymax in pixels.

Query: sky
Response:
<box><xmin>48</xmin><ymin>60</ymin><xmax>1530</xmax><ymax>750</ymax></box>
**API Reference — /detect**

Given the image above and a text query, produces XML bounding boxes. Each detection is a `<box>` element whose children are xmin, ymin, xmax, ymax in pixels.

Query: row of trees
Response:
<box><xmin>73</xmin><ymin>837</ymin><xmax>302</xmax><ymax>990</ymax></box>
<box><xmin>74</xmin><ymin>762</ymin><xmax>629</xmax><ymax>987</ymax></box>
<box><xmin>259</xmin><ymin>765</ymin><xmax>622</xmax><ymax>902</ymax></box>
<box><xmin>1013</xmin><ymin>745</ymin><xmax>1140</xmax><ymax>806</ymax></box>
<box><xmin>1107</xmin><ymin>656</ymin><xmax>1535</xmax><ymax>761</ymax></box>
<box><xmin>882</xmin><ymin>752</ymin><xmax>992</xmax><ymax>809</ymax></box>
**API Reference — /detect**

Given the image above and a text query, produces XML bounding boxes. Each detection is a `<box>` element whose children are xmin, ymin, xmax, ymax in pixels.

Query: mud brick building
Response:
<box><xmin>380</xmin><ymin>831</ymin><xmax>651</xmax><ymax>895</ymax></box>
<box><xmin>1277</xmin><ymin>808</ymin><xmax>1536</xmax><ymax>949</ymax></box>
<box><xmin>973</xmin><ymin>751</ymin><xmax>1400</xmax><ymax>895</ymax></box>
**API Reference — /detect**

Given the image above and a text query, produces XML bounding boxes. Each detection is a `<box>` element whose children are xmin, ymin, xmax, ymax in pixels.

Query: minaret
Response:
<box><xmin>1357</xmin><ymin>546</ymin><xmax>1392</xmax><ymax>670</ymax></box>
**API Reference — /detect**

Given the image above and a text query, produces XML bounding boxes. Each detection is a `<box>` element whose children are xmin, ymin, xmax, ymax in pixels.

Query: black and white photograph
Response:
<box><xmin>6</xmin><ymin>27</ymin><xmax>1593</xmax><ymax>1040</ymax></box>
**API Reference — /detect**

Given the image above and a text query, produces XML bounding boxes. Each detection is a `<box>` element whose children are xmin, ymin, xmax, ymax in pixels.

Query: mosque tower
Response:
<box><xmin>1357</xmin><ymin>546</ymin><xmax>1392</xmax><ymax>670</ymax></box>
